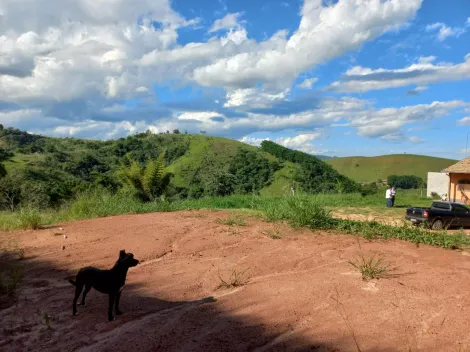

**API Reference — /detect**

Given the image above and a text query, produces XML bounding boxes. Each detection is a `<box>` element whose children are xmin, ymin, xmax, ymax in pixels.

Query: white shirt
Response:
<box><xmin>386</xmin><ymin>189</ymin><xmax>391</xmax><ymax>199</ymax></box>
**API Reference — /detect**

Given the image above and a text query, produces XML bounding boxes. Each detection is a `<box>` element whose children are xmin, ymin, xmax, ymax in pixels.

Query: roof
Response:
<box><xmin>442</xmin><ymin>157</ymin><xmax>470</xmax><ymax>173</ymax></box>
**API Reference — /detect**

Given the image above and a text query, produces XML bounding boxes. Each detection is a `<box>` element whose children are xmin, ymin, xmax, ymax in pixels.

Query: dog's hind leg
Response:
<box><xmin>108</xmin><ymin>294</ymin><xmax>116</xmax><ymax>321</ymax></box>
<box><xmin>115</xmin><ymin>291</ymin><xmax>123</xmax><ymax>315</ymax></box>
<box><xmin>79</xmin><ymin>284</ymin><xmax>92</xmax><ymax>307</ymax></box>
<box><xmin>72</xmin><ymin>283</ymin><xmax>84</xmax><ymax>316</ymax></box>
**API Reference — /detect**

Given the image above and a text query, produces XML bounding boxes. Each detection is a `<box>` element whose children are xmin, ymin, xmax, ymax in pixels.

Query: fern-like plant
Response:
<box><xmin>117</xmin><ymin>152</ymin><xmax>173</xmax><ymax>201</ymax></box>
<box><xmin>144</xmin><ymin>152</ymin><xmax>172</xmax><ymax>201</ymax></box>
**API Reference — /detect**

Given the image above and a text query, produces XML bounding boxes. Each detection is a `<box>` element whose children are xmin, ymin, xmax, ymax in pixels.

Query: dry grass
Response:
<box><xmin>217</xmin><ymin>268</ymin><xmax>250</xmax><ymax>289</ymax></box>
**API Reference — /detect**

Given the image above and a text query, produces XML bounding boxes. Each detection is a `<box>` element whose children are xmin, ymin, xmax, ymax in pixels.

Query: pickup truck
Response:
<box><xmin>405</xmin><ymin>201</ymin><xmax>470</xmax><ymax>230</ymax></box>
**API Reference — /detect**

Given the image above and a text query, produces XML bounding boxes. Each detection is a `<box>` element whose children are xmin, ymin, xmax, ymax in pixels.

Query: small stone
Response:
<box><xmin>62</xmin><ymin>245</ymin><xmax>65</xmax><ymax>250</ymax></box>
<box><xmin>63</xmin><ymin>235</ymin><xmax>67</xmax><ymax>239</ymax></box>
<box><xmin>59</xmin><ymin>227</ymin><xmax>64</xmax><ymax>231</ymax></box>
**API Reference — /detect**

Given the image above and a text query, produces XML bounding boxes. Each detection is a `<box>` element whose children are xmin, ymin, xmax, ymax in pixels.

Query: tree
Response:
<box><xmin>387</xmin><ymin>175</ymin><xmax>424</xmax><ymax>189</ymax></box>
<box><xmin>206</xmin><ymin>171</ymin><xmax>236</xmax><ymax>196</ymax></box>
<box><xmin>173</xmin><ymin>129</ymin><xmax>181</xmax><ymax>134</ymax></box>
<box><xmin>260</xmin><ymin>140</ymin><xmax>358</xmax><ymax>194</ymax></box>
<box><xmin>0</xmin><ymin>175</ymin><xmax>21</xmax><ymax>210</ymax></box>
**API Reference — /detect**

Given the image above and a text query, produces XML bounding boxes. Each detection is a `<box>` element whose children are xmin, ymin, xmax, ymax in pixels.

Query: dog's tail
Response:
<box><xmin>64</xmin><ymin>275</ymin><xmax>77</xmax><ymax>286</ymax></box>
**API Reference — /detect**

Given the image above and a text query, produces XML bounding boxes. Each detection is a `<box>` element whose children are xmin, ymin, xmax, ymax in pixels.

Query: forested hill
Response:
<box><xmin>0</xmin><ymin>125</ymin><xmax>359</xmax><ymax>210</ymax></box>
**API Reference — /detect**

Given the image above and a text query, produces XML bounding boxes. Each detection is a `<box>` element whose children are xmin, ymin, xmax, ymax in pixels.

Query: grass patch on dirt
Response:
<box><xmin>217</xmin><ymin>268</ymin><xmax>250</xmax><ymax>289</ymax></box>
<box><xmin>348</xmin><ymin>253</ymin><xmax>391</xmax><ymax>281</ymax></box>
<box><xmin>216</xmin><ymin>213</ymin><xmax>246</xmax><ymax>226</ymax></box>
<box><xmin>261</xmin><ymin>224</ymin><xmax>283</xmax><ymax>239</ymax></box>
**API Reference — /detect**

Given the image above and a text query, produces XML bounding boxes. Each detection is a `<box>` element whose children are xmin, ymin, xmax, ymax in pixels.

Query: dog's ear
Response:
<box><xmin>119</xmin><ymin>249</ymin><xmax>126</xmax><ymax>258</ymax></box>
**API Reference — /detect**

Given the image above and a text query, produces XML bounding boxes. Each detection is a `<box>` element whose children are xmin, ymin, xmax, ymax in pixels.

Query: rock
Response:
<box><xmin>62</xmin><ymin>245</ymin><xmax>65</xmax><ymax>250</ymax></box>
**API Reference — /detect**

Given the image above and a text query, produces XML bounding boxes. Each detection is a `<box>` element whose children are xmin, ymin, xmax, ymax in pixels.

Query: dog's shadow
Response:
<box><xmin>111</xmin><ymin>282</ymin><xmax>217</xmax><ymax>316</ymax></box>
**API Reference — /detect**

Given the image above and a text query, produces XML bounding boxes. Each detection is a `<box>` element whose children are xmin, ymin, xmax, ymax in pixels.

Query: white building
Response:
<box><xmin>426</xmin><ymin>172</ymin><xmax>449</xmax><ymax>198</ymax></box>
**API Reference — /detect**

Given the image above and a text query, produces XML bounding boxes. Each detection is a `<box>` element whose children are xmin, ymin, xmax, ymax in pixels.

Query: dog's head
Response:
<box><xmin>118</xmin><ymin>250</ymin><xmax>139</xmax><ymax>268</ymax></box>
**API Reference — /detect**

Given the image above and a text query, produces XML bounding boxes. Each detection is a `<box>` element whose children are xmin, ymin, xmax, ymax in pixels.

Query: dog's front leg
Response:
<box><xmin>115</xmin><ymin>291</ymin><xmax>123</xmax><ymax>315</ymax></box>
<box><xmin>108</xmin><ymin>294</ymin><xmax>116</xmax><ymax>321</ymax></box>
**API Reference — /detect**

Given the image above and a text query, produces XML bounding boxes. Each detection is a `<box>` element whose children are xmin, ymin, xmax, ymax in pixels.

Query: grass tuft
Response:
<box><xmin>217</xmin><ymin>268</ymin><xmax>250</xmax><ymax>289</ymax></box>
<box><xmin>348</xmin><ymin>253</ymin><xmax>391</xmax><ymax>281</ymax></box>
<box><xmin>216</xmin><ymin>213</ymin><xmax>246</xmax><ymax>226</ymax></box>
<box><xmin>261</xmin><ymin>224</ymin><xmax>283</xmax><ymax>239</ymax></box>
<box><xmin>16</xmin><ymin>207</ymin><xmax>42</xmax><ymax>230</ymax></box>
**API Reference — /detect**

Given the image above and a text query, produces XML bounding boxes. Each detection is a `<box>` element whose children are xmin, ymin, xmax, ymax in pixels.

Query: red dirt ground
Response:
<box><xmin>2</xmin><ymin>210</ymin><xmax>470</xmax><ymax>352</ymax></box>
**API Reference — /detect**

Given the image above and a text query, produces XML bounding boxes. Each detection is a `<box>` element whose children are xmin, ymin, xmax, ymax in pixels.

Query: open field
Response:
<box><xmin>2</xmin><ymin>210</ymin><xmax>470</xmax><ymax>351</ymax></box>
<box><xmin>326</xmin><ymin>154</ymin><xmax>456</xmax><ymax>182</ymax></box>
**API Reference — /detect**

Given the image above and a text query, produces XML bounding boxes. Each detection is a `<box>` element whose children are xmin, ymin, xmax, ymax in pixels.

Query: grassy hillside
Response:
<box><xmin>326</xmin><ymin>154</ymin><xmax>457</xmax><ymax>182</ymax></box>
<box><xmin>2</xmin><ymin>127</ymin><xmax>355</xmax><ymax>210</ymax></box>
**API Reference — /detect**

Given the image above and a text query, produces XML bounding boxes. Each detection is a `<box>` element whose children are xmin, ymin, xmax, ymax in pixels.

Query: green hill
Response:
<box><xmin>0</xmin><ymin>126</ymin><xmax>357</xmax><ymax>210</ymax></box>
<box><xmin>325</xmin><ymin>154</ymin><xmax>457</xmax><ymax>182</ymax></box>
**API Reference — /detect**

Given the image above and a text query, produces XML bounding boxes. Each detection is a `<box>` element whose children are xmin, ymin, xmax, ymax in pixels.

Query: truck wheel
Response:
<box><xmin>431</xmin><ymin>219</ymin><xmax>443</xmax><ymax>231</ymax></box>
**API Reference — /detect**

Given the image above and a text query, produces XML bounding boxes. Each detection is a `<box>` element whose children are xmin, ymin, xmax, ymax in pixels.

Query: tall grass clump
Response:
<box><xmin>16</xmin><ymin>207</ymin><xmax>43</xmax><ymax>230</ymax></box>
<box><xmin>261</xmin><ymin>196</ymin><xmax>335</xmax><ymax>229</ymax></box>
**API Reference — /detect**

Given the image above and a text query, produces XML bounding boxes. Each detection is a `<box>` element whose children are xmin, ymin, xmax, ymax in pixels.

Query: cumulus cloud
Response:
<box><xmin>297</xmin><ymin>77</ymin><xmax>318</xmax><ymax>89</ymax></box>
<box><xmin>350</xmin><ymin>100</ymin><xmax>466</xmax><ymax>138</ymax></box>
<box><xmin>223</xmin><ymin>88</ymin><xmax>289</xmax><ymax>108</ymax></box>
<box><xmin>329</xmin><ymin>54</ymin><xmax>470</xmax><ymax>92</ymax></box>
<box><xmin>458</xmin><ymin>117</ymin><xmax>470</xmax><ymax>126</ymax></box>
<box><xmin>276</xmin><ymin>132</ymin><xmax>323</xmax><ymax>154</ymax></box>
<box><xmin>425</xmin><ymin>21</ymin><xmax>468</xmax><ymax>41</ymax></box>
<box><xmin>191</xmin><ymin>0</ymin><xmax>422</xmax><ymax>89</ymax></box>
<box><xmin>209</xmin><ymin>12</ymin><xmax>244</xmax><ymax>33</ymax></box>
<box><xmin>0</xmin><ymin>0</ymin><xmax>428</xmax><ymax>142</ymax></box>
<box><xmin>239</xmin><ymin>131</ymin><xmax>323</xmax><ymax>155</ymax></box>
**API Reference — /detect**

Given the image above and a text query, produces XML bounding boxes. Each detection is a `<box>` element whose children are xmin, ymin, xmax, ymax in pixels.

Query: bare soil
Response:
<box><xmin>2</xmin><ymin>210</ymin><xmax>470</xmax><ymax>352</ymax></box>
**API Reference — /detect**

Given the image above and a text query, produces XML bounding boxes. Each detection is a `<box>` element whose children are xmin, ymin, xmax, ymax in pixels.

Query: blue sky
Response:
<box><xmin>0</xmin><ymin>0</ymin><xmax>469</xmax><ymax>159</ymax></box>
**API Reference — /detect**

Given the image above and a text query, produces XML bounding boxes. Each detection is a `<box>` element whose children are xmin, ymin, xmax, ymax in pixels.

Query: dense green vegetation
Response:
<box><xmin>325</xmin><ymin>154</ymin><xmax>456</xmax><ymax>182</ymax></box>
<box><xmin>260</xmin><ymin>140</ymin><xmax>358</xmax><ymax>193</ymax></box>
<box><xmin>388</xmin><ymin>175</ymin><xmax>425</xmax><ymax>189</ymax></box>
<box><xmin>0</xmin><ymin>126</ymin><xmax>361</xmax><ymax>211</ymax></box>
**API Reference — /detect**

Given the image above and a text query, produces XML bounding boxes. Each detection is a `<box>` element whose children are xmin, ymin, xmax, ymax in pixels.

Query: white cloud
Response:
<box><xmin>425</xmin><ymin>21</ymin><xmax>467</xmax><ymax>41</ymax></box>
<box><xmin>238</xmin><ymin>136</ymin><xmax>269</xmax><ymax>146</ymax></box>
<box><xmin>329</xmin><ymin>54</ymin><xmax>470</xmax><ymax>92</ymax></box>
<box><xmin>276</xmin><ymin>132</ymin><xmax>323</xmax><ymax>154</ymax></box>
<box><xmin>0</xmin><ymin>0</ymin><xmax>429</xmax><ymax>143</ymax></box>
<box><xmin>350</xmin><ymin>100</ymin><xmax>466</xmax><ymax>138</ymax></box>
<box><xmin>458</xmin><ymin>117</ymin><xmax>470</xmax><ymax>126</ymax></box>
<box><xmin>297</xmin><ymin>77</ymin><xmax>318</xmax><ymax>89</ymax></box>
<box><xmin>209</xmin><ymin>12</ymin><xmax>244</xmax><ymax>33</ymax></box>
<box><xmin>409</xmin><ymin>136</ymin><xmax>424</xmax><ymax>143</ymax></box>
<box><xmin>239</xmin><ymin>132</ymin><xmax>323</xmax><ymax>155</ymax></box>
<box><xmin>223</xmin><ymin>88</ymin><xmax>289</xmax><ymax>108</ymax></box>
<box><xmin>0</xmin><ymin>0</ymin><xmax>198</xmax><ymax>106</ymax></box>
<box><xmin>191</xmin><ymin>0</ymin><xmax>421</xmax><ymax>89</ymax></box>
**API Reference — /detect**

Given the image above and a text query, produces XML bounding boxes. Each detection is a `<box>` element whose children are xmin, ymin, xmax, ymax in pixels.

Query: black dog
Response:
<box><xmin>68</xmin><ymin>249</ymin><xmax>139</xmax><ymax>321</ymax></box>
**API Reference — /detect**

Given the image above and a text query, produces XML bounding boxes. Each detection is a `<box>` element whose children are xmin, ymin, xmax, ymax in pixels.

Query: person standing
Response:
<box><xmin>386</xmin><ymin>186</ymin><xmax>392</xmax><ymax>208</ymax></box>
<box><xmin>391</xmin><ymin>186</ymin><xmax>396</xmax><ymax>207</ymax></box>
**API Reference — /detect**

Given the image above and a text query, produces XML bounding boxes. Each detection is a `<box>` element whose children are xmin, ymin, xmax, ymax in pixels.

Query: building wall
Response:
<box><xmin>449</xmin><ymin>173</ymin><xmax>470</xmax><ymax>203</ymax></box>
<box><xmin>426</xmin><ymin>172</ymin><xmax>449</xmax><ymax>198</ymax></box>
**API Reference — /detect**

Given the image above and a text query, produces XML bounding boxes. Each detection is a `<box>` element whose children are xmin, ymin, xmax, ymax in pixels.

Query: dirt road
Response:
<box><xmin>2</xmin><ymin>210</ymin><xmax>470</xmax><ymax>351</ymax></box>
